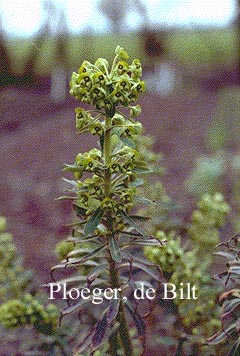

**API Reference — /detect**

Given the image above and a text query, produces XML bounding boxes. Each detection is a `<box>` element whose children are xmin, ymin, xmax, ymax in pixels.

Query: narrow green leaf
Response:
<box><xmin>227</xmin><ymin>261</ymin><xmax>240</xmax><ymax>275</ymax></box>
<box><xmin>133</xmin><ymin>196</ymin><xmax>157</xmax><ymax>205</ymax></box>
<box><xmin>66</xmin><ymin>245</ymin><xmax>106</xmax><ymax>267</ymax></box>
<box><xmin>132</xmin><ymin>167</ymin><xmax>154</xmax><ymax>174</ymax></box>
<box><xmin>125</xmin><ymin>302</ymin><xmax>146</xmax><ymax>336</ymax></box>
<box><xmin>129</xmin><ymin>178</ymin><xmax>144</xmax><ymax>187</ymax></box>
<box><xmin>128</xmin><ymin>214</ymin><xmax>151</xmax><ymax>221</ymax></box>
<box><xmin>109</xmin><ymin>235</ymin><xmax>122</xmax><ymax>263</ymax></box>
<box><xmin>119</xmin><ymin>210</ymin><xmax>146</xmax><ymax>237</ymax></box>
<box><xmin>60</xmin><ymin>297</ymin><xmax>92</xmax><ymax>319</ymax></box>
<box><xmin>56</xmin><ymin>195</ymin><xmax>77</xmax><ymax>200</ymax></box>
<box><xmin>87</xmin><ymin>265</ymin><xmax>107</xmax><ymax>284</ymax></box>
<box><xmin>132</xmin><ymin>262</ymin><xmax>162</xmax><ymax>281</ymax></box>
<box><xmin>66</xmin><ymin>248</ymin><xmax>93</xmax><ymax>259</ymax></box>
<box><xmin>222</xmin><ymin>298</ymin><xmax>240</xmax><ymax>319</ymax></box>
<box><xmin>91</xmin><ymin>312</ymin><xmax>108</xmax><ymax>351</ymax></box>
<box><xmin>84</xmin><ymin>207</ymin><xmax>104</xmax><ymax>236</ymax></box>
<box><xmin>73</xmin><ymin>204</ymin><xmax>87</xmax><ymax>218</ymax></box>
<box><xmin>119</xmin><ymin>262</ymin><xmax>162</xmax><ymax>281</ymax></box>
<box><xmin>107</xmin><ymin>298</ymin><xmax>120</xmax><ymax>323</ymax></box>
<box><xmin>51</xmin><ymin>259</ymin><xmax>100</xmax><ymax>274</ymax></box>
<box><xmin>62</xmin><ymin>178</ymin><xmax>78</xmax><ymax>187</ymax></box>
<box><xmin>43</xmin><ymin>276</ymin><xmax>87</xmax><ymax>287</ymax></box>
<box><xmin>121</xmin><ymin>251</ymin><xmax>157</xmax><ymax>267</ymax></box>
<box><xmin>63</xmin><ymin>164</ymin><xmax>83</xmax><ymax>172</ymax></box>
<box><xmin>213</xmin><ymin>251</ymin><xmax>236</xmax><ymax>260</ymax></box>
<box><xmin>130</xmin><ymin>239</ymin><xmax>162</xmax><ymax>246</ymax></box>
<box><xmin>206</xmin><ymin>324</ymin><xmax>237</xmax><ymax>345</ymax></box>
<box><xmin>228</xmin><ymin>339</ymin><xmax>240</xmax><ymax>356</ymax></box>
<box><xmin>74</xmin><ymin>331</ymin><xmax>93</xmax><ymax>354</ymax></box>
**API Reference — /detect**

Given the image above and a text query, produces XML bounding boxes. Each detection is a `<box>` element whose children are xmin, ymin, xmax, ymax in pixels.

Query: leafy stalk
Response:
<box><xmin>52</xmin><ymin>46</ymin><xmax>160</xmax><ymax>355</ymax></box>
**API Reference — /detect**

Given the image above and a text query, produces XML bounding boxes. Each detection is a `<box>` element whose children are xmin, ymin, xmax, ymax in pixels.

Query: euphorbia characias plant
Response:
<box><xmin>51</xmin><ymin>46</ymin><xmax>162</xmax><ymax>355</ymax></box>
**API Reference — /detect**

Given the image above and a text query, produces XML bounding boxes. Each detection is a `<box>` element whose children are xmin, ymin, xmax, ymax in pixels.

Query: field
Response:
<box><xmin>6</xmin><ymin>28</ymin><xmax>238</xmax><ymax>74</ymax></box>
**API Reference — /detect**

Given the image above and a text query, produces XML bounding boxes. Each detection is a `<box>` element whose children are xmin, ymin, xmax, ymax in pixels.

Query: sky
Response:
<box><xmin>0</xmin><ymin>0</ymin><xmax>237</xmax><ymax>37</ymax></box>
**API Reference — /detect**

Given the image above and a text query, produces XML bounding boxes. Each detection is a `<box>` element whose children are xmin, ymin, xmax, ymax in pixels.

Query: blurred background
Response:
<box><xmin>0</xmin><ymin>0</ymin><xmax>239</xmax><ymax>281</ymax></box>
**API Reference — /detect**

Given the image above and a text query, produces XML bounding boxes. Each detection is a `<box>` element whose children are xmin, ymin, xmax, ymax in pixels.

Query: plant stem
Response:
<box><xmin>104</xmin><ymin>116</ymin><xmax>112</xmax><ymax>198</ymax></box>
<box><xmin>104</xmin><ymin>115</ymin><xmax>133</xmax><ymax>356</ymax></box>
<box><xmin>108</xmin><ymin>330</ymin><xmax>120</xmax><ymax>355</ymax></box>
<box><xmin>109</xmin><ymin>256</ymin><xmax>133</xmax><ymax>356</ymax></box>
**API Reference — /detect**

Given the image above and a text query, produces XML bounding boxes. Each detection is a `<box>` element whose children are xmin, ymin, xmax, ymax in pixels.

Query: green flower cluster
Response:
<box><xmin>55</xmin><ymin>239</ymin><xmax>75</xmax><ymax>260</ymax></box>
<box><xmin>144</xmin><ymin>231</ymin><xmax>184</xmax><ymax>275</ymax></box>
<box><xmin>70</xmin><ymin>45</ymin><xmax>145</xmax><ymax>117</ymax></box>
<box><xmin>0</xmin><ymin>293</ymin><xmax>59</xmax><ymax>335</ymax></box>
<box><xmin>0</xmin><ymin>216</ymin><xmax>32</xmax><ymax>302</ymax></box>
<box><xmin>144</xmin><ymin>193</ymin><xmax>231</xmax><ymax>336</ymax></box>
<box><xmin>145</xmin><ymin>231</ymin><xmax>221</xmax><ymax>335</ymax></box>
<box><xmin>61</xmin><ymin>47</ymin><xmax>150</xmax><ymax>234</ymax></box>
<box><xmin>190</xmin><ymin>192</ymin><xmax>230</xmax><ymax>247</ymax></box>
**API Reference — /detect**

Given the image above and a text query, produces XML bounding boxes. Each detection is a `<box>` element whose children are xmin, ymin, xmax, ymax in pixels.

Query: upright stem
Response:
<box><xmin>104</xmin><ymin>116</ymin><xmax>112</xmax><ymax>198</ymax></box>
<box><xmin>103</xmin><ymin>115</ymin><xmax>133</xmax><ymax>356</ymax></box>
<box><xmin>109</xmin><ymin>257</ymin><xmax>133</xmax><ymax>356</ymax></box>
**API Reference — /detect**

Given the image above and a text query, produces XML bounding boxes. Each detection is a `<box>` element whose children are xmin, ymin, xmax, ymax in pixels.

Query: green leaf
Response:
<box><xmin>227</xmin><ymin>260</ymin><xmax>240</xmax><ymax>275</ymax></box>
<box><xmin>121</xmin><ymin>251</ymin><xmax>156</xmax><ymax>267</ymax></box>
<box><xmin>66</xmin><ymin>248</ymin><xmax>93</xmax><ymax>259</ymax></box>
<box><xmin>213</xmin><ymin>251</ymin><xmax>236</xmax><ymax>260</ymax></box>
<box><xmin>228</xmin><ymin>339</ymin><xmax>240</xmax><ymax>356</ymax></box>
<box><xmin>128</xmin><ymin>214</ymin><xmax>151</xmax><ymax>221</ymax></box>
<box><xmin>107</xmin><ymin>298</ymin><xmax>120</xmax><ymax>323</ymax></box>
<box><xmin>125</xmin><ymin>301</ymin><xmax>145</xmax><ymax>337</ymax></box>
<box><xmin>66</xmin><ymin>245</ymin><xmax>106</xmax><ymax>267</ymax></box>
<box><xmin>109</xmin><ymin>235</ymin><xmax>122</xmax><ymax>263</ymax></box>
<box><xmin>132</xmin><ymin>262</ymin><xmax>162</xmax><ymax>281</ymax></box>
<box><xmin>44</xmin><ymin>276</ymin><xmax>87</xmax><ymax>286</ymax></box>
<box><xmin>87</xmin><ymin>265</ymin><xmax>107</xmax><ymax>285</ymax></box>
<box><xmin>91</xmin><ymin>312</ymin><xmax>108</xmax><ymax>351</ymax></box>
<box><xmin>119</xmin><ymin>210</ymin><xmax>146</xmax><ymax>237</ymax></box>
<box><xmin>206</xmin><ymin>324</ymin><xmax>237</xmax><ymax>345</ymax></box>
<box><xmin>62</xmin><ymin>178</ymin><xmax>78</xmax><ymax>187</ymax></box>
<box><xmin>63</xmin><ymin>164</ymin><xmax>83</xmax><ymax>173</ymax></box>
<box><xmin>60</xmin><ymin>297</ymin><xmax>92</xmax><ymax>322</ymax></box>
<box><xmin>51</xmin><ymin>259</ymin><xmax>100</xmax><ymax>278</ymax></box>
<box><xmin>132</xmin><ymin>167</ymin><xmax>154</xmax><ymax>174</ymax></box>
<box><xmin>74</xmin><ymin>331</ymin><xmax>93</xmax><ymax>354</ymax></box>
<box><xmin>56</xmin><ymin>195</ymin><xmax>77</xmax><ymax>200</ymax></box>
<box><xmin>84</xmin><ymin>207</ymin><xmax>104</xmax><ymax>236</ymax></box>
<box><xmin>129</xmin><ymin>178</ymin><xmax>144</xmax><ymax>187</ymax></box>
<box><xmin>130</xmin><ymin>239</ymin><xmax>162</xmax><ymax>247</ymax></box>
<box><xmin>222</xmin><ymin>298</ymin><xmax>240</xmax><ymax>319</ymax></box>
<box><xmin>73</xmin><ymin>204</ymin><xmax>88</xmax><ymax>217</ymax></box>
<box><xmin>133</xmin><ymin>196</ymin><xmax>157</xmax><ymax>205</ymax></box>
<box><xmin>119</xmin><ymin>261</ymin><xmax>162</xmax><ymax>282</ymax></box>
